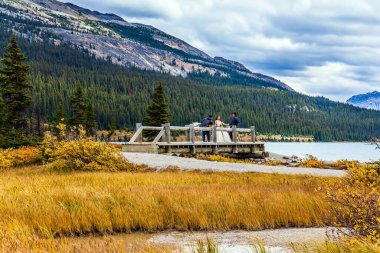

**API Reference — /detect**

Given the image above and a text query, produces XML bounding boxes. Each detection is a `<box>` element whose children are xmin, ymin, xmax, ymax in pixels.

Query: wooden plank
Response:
<box><xmin>142</xmin><ymin>126</ymin><xmax>163</xmax><ymax>131</ymax></box>
<box><xmin>236</xmin><ymin>128</ymin><xmax>251</xmax><ymax>133</ymax></box>
<box><xmin>129</xmin><ymin>127</ymin><xmax>143</xmax><ymax>143</ymax></box>
<box><xmin>155</xmin><ymin>141</ymin><xmax>264</xmax><ymax>146</ymax></box>
<box><xmin>152</xmin><ymin>129</ymin><xmax>165</xmax><ymax>144</ymax></box>
<box><xmin>170</xmin><ymin>126</ymin><xmax>189</xmax><ymax>131</ymax></box>
<box><xmin>136</xmin><ymin>123</ymin><xmax>142</xmax><ymax>143</ymax></box>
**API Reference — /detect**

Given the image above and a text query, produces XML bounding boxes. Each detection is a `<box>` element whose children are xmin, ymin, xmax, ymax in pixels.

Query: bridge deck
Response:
<box><xmin>123</xmin><ymin>142</ymin><xmax>267</xmax><ymax>158</ymax></box>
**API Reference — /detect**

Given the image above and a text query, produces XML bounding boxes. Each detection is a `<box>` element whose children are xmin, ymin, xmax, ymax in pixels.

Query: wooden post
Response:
<box><xmin>190</xmin><ymin>124</ymin><xmax>196</xmax><ymax>154</ymax></box>
<box><xmin>136</xmin><ymin>123</ymin><xmax>142</xmax><ymax>143</ymax></box>
<box><xmin>212</xmin><ymin>125</ymin><xmax>217</xmax><ymax>143</ymax></box>
<box><xmin>212</xmin><ymin>125</ymin><xmax>217</xmax><ymax>154</ymax></box>
<box><xmin>164</xmin><ymin>123</ymin><xmax>171</xmax><ymax>144</ymax></box>
<box><xmin>189</xmin><ymin>124</ymin><xmax>195</xmax><ymax>143</ymax></box>
<box><xmin>251</xmin><ymin>126</ymin><xmax>256</xmax><ymax>143</ymax></box>
<box><xmin>232</xmin><ymin>125</ymin><xmax>237</xmax><ymax>143</ymax></box>
<box><xmin>251</xmin><ymin>126</ymin><xmax>256</xmax><ymax>154</ymax></box>
<box><xmin>232</xmin><ymin>125</ymin><xmax>238</xmax><ymax>153</ymax></box>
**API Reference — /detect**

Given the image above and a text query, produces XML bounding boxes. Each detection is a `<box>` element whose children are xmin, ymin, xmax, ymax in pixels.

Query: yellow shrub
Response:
<box><xmin>195</xmin><ymin>154</ymin><xmax>249</xmax><ymax>164</ymax></box>
<box><xmin>0</xmin><ymin>150</ymin><xmax>12</xmax><ymax>169</ymax></box>
<box><xmin>301</xmin><ymin>156</ymin><xmax>326</xmax><ymax>168</ymax></box>
<box><xmin>326</xmin><ymin>164</ymin><xmax>380</xmax><ymax>241</ymax></box>
<box><xmin>44</xmin><ymin>125</ymin><xmax>136</xmax><ymax>172</ymax></box>
<box><xmin>0</xmin><ymin>147</ymin><xmax>42</xmax><ymax>169</ymax></box>
<box><xmin>329</xmin><ymin>159</ymin><xmax>360</xmax><ymax>170</ymax></box>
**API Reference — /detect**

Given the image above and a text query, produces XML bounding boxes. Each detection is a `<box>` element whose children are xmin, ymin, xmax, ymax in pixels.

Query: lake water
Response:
<box><xmin>266</xmin><ymin>142</ymin><xmax>380</xmax><ymax>162</ymax></box>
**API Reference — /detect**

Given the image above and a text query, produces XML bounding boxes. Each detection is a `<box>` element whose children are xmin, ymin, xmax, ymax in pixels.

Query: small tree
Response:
<box><xmin>143</xmin><ymin>82</ymin><xmax>170</xmax><ymax>126</ymax></box>
<box><xmin>69</xmin><ymin>86</ymin><xmax>86</xmax><ymax>127</ymax></box>
<box><xmin>52</xmin><ymin>102</ymin><xmax>67</xmax><ymax>135</ymax></box>
<box><xmin>84</xmin><ymin>103</ymin><xmax>96</xmax><ymax>136</ymax></box>
<box><xmin>68</xmin><ymin>86</ymin><xmax>96</xmax><ymax>136</ymax></box>
<box><xmin>53</xmin><ymin>102</ymin><xmax>67</xmax><ymax>125</ymax></box>
<box><xmin>0</xmin><ymin>35</ymin><xmax>32</xmax><ymax>134</ymax></box>
<box><xmin>143</xmin><ymin>82</ymin><xmax>170</xmax><ymax>139</ymax></box>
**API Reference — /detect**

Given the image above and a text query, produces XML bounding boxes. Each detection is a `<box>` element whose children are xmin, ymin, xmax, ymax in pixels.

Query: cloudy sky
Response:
<box><xmin>68</xmin><ymin>0</ymin><xmax>380</xmax><ymax>101</ymax></box>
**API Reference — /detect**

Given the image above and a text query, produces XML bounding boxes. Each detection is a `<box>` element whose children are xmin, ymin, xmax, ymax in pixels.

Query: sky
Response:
<box><xmin>68</xmin><ymin>0</ymin><xmax>380</xmax><ymax>102</ymax></box>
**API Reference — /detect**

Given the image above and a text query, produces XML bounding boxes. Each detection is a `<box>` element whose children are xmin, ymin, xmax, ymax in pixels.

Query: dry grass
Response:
<box><xmin>0</xmin><ymin>164</ymin><xmax>340</xmax><ymax>252</ymax></box>
<box><xmin>292</xmin><ymin>240</ymin><xmax>380</xmax><ymax>253</ymax></box>
<box><xmin>0</xmin><ymin>234</ymin><xmax>173</xmax><ymax>253</ymax></box>
<box><xmin>0</xmin><ymin>167</ymin><xmax>334</xmax><ymax>247</ymax></box>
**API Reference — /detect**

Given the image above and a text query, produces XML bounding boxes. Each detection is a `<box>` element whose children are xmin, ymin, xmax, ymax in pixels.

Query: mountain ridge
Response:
<box><xmin>347</xmin><ymin>91</ymin><xmax>380</xmax><ymax>110</ymax></box>
<box><xmin>0</xmin><ymin>0</ymin><xmax>292</xmax><ymax>90</ymax></box>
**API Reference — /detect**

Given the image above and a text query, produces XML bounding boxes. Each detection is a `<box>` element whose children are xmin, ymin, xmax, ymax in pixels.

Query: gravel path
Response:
<box><xmin>123</xmin><ymin>152</ymin><xmax>346</xmax><ymax>177</ymax></box>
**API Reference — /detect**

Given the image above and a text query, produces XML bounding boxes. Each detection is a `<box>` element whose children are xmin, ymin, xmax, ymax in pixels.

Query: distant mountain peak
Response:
<box><xmin>347</xmin><ymin>91</ymin><xmax>380</xmax><ymax>110</ymax></box>
<box><xmin>1</xmin><ymin>0</ymin><xmax>293</xmax><ymax>90</ymax></box>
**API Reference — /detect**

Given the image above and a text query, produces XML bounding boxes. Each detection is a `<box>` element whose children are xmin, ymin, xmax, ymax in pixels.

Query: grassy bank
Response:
<box><xmin>0</xmin><ymin>166</ymin><xmax>334</xmax><ymax>249</ymax></box>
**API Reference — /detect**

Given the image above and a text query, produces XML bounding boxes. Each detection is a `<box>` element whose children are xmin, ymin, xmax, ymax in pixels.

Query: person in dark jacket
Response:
<box><xmin>201</xmin><ymin>115</ymin><xmax>213</xmax><ymax>142</ymax></box>
<box><xmin>229</xmin><ymin>112</ymin><xmax>240</xmax><ymax>140</ymax></box>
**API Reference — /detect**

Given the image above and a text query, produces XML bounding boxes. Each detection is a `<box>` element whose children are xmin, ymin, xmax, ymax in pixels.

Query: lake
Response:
<box><xmin>266</xmin><ymin>142</ymin><xmax>380</xmax><ymax>162</ymax></box>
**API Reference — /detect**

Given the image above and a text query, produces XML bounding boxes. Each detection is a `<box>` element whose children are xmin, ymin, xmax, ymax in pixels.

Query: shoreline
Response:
<box><xmin>123</xmin><ymin>152</ymin><xmax>347</xmax><ymax>177</ymax></box>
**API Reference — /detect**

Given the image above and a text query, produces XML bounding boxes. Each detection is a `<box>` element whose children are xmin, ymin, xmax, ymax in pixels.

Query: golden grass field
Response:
<box><xmin>0</xmin><ymin>166</ymin><xmax>336</xmax><ymax>252</ymax></box>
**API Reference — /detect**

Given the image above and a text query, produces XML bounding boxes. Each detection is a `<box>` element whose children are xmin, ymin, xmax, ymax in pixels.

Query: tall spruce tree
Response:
<box><xmin>143</xmin><ymin>82</ymin><xmax>170</xmax><ymax>126</ymax></box>
<box><xmin>143</xmin><ymin>82</ymin><xmax>170</xmax><ymax>139</ymax></box>
<box><xmin>0</xmin><ymin>35</ymin><xmax>32</xmax><ymax>134</ymax></box>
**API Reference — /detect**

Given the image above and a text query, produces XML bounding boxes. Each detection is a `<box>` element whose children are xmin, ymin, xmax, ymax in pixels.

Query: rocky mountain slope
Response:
<box><xmin>0</xmin><ymin>0</ymin><xmax>292</xmax><ymax>90</ymax></box>
<box><xmin>347</xmin><ymin>91</ymin><xmax>380</xmax><ymax>110</ymax></box>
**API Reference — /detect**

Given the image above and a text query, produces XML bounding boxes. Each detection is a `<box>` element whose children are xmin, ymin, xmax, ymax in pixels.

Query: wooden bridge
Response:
<box><xmin>123</xmin><ymin>123</ymin><xmax>268</xmax><ymax>158</ymax></box>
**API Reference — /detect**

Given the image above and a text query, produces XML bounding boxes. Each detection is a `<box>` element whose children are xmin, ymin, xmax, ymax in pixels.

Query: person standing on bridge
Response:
<box><xmin>229</xmin><ymin>112</ymin><xmax>240</xmax><ymax>140</ymax></box>
<box><xmin>201</xmin><ymin>114</ymin><xmax>213</xmax><ymax>142</ymax></box>
<box><xmin>215</xmin><ymin>115</ymin><xmax>231</xmax><ymax>142</ymax></box>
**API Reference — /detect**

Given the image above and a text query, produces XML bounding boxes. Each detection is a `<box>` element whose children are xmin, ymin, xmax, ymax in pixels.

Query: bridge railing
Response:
<box><xmin>128</xmin><ymin>123</ymin><xmax>256</xmax><ymax>144</ymax></box>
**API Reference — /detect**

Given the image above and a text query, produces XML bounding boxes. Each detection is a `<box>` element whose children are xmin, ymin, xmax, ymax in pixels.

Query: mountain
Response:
<box><xmin>347</xmin><ymin>91</ymin><xmax>380</xmax><ymax>111</ymax></box>
<box><xmin>0</xmin><ymin>0</ymin><xmax>291</xmax><ymax>90</ymax></box>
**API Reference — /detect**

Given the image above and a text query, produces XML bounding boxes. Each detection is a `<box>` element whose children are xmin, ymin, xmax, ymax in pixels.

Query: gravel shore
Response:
<box><xmin>149</xmin><ymin>227</ymin><xmax>338</xmax><ymax>253</ymax></box>
<box><xmin>123</xmin><ymin>152</ymin><xmax>346</xmax><ymax>177</ymax></box>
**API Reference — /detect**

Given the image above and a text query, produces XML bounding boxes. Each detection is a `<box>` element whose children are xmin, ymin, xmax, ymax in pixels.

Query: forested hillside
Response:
<box><xmin>1</xmin><ymin>29</ymin><xmax>380</xmax><ymax>141</ymax></box>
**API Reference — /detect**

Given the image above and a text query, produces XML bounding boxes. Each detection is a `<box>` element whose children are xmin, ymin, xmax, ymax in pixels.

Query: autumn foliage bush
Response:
<box><xmin>326</xmin><ymin>162</ymin><xmax>380</xmax><ymax>242</ymax></box>
<box><xmin>0</xmin><ymin>146</ymin><xmax>42</xmax><ymax>169</ymax></box>
<box><xmin>44</xmin><ymin>124</ymin><xmax>136</xmax><ymax>172</ymax></box>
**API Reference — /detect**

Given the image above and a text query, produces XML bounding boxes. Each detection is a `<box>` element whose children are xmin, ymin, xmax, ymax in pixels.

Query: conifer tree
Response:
<box><xmin>53</xmin><ymin>102</ymin><xmax>67</xmax><ymax>125</ymax></box>
<box><xmin>69</xmin><ymin>86</ymin><xmax>96</xmax><ymax>136</ymax></box>
<box><xmin>143</xmin><ymin>82</ymin><xmax>170</xmax><ymax>126</ymax></box>
<box><xmin>0</xmin><ymin>35</ymin><xmax>31</xmax><ymax>134</ymax></box>
<box><xmin>143</xmin><ymin>82</ymin><xmax>170</xmax><ymax>139</ymax></box>
<box><xmin>0</xmin><ymin>96</ymin><xmax>5</xmax><ymax>142</ymax></box>
<box><xmin>84</xmin><ymin>103</ymin><xmax>96</xmax><ymax>135</ymax></box>
<box><xmin>52</xmin><ymin>102</ymin><xmax>67</xmax><ymax>135</ymax></box>
<box><xmin>69</xmin><ymin>85</ymin><xmax>86</xmax><ymax>127</ymax></box>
